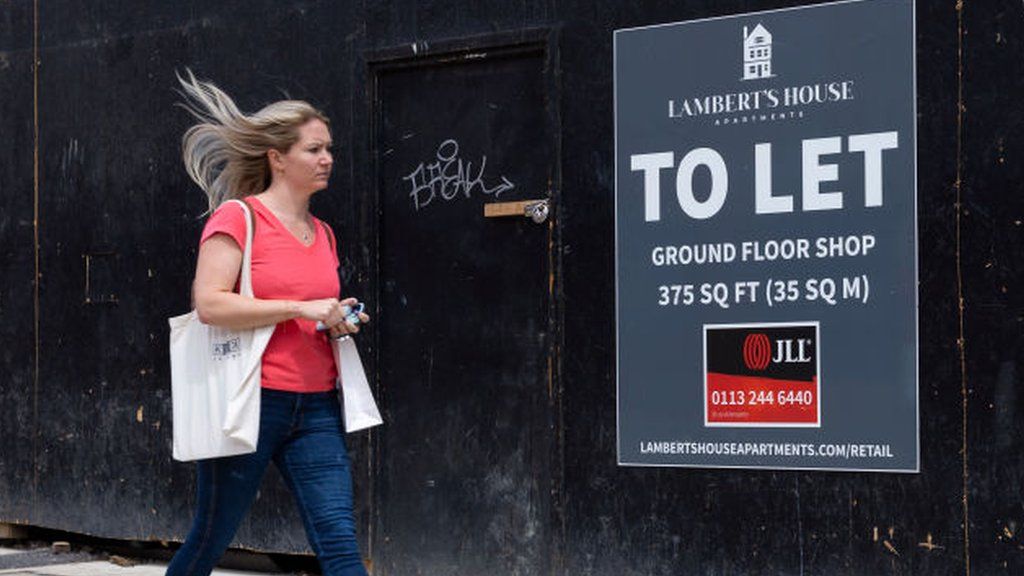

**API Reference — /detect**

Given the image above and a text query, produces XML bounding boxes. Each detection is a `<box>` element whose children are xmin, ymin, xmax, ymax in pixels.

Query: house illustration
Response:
<box><xmin>742</xmin><ymin>23</ymin><xmax>773</xmax><ymax>80</ymax></box>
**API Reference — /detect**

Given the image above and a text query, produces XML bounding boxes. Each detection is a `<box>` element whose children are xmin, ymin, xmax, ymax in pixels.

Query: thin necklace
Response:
<box><xmin>288</xmin><ymin>216</ymin><xmax>312</xmax><ymax>243</ymax></box>
<box><xmin>260</xmin><ymin>196</ymin><xmax>312</xmax><ymax>242</ymax></box>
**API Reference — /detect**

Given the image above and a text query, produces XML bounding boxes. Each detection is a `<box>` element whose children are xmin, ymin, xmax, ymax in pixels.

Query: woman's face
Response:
<box><xmin>275</xmin><ymin>118</ymin><xmax>333</xmax><ymax>194</ymax></box>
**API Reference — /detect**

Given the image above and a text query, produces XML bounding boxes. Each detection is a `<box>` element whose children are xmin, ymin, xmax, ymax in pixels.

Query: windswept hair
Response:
<box><xmin>176</xmin><ymin>69</ymin><xmax>329</xmax><ymax>212</ymax></box>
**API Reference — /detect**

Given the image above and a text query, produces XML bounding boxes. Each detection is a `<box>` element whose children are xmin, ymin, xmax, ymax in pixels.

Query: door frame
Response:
<box><xmin>364</xmin><ymin>28</ymin><xmax>565</xmax><ymax>575</ymax></box>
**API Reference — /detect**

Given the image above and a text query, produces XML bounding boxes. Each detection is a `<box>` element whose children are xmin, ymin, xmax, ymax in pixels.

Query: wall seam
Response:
<box><xmin>31</xmin><ymin>0</ymin><xmax>41</xmax><ymax>508</ymax></box>
<box><xmin>954</xmin><ymin>1</ymin><xmax>970</xmax><ymax>575</ymax></box>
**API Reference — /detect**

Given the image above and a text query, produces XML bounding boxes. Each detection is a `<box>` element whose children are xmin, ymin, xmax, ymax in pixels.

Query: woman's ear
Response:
<box><xmin>267</xmin><ymin>149</ymin><xmax>284</xmax><ymax>172</ymax></box>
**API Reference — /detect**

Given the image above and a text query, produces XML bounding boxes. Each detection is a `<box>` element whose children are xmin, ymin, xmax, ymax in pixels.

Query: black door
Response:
<box><xmin>370</xmin><ymin>37</ymin><xmax>559</xmax><ymax>576</ymax></box>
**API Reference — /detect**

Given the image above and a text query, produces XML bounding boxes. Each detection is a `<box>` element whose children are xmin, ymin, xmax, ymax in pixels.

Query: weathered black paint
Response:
<box><xmin>0</xmin><ymin>1</ymin><xmax>1019</xmax><ymax>574</ymax></box>
<box><xmin>0</xmin><ymin>0</ymin><xmax>37</xmax><ymax>529</ymax></box>
<box><xmin>961</xmin><ymin>5</ymin><xmax>1024</xmax><ymax>575</ymax></box>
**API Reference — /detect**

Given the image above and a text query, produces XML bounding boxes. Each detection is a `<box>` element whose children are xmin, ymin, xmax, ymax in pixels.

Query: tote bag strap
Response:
<box><xmin>318</xmin><ymin>219</ymin><xmax>336</xmax><ymax>252</ymax></box>
<box><xmin>188</xmin><ymin>198</ymin><xmax>257</xmax><ymax>308</ymax></box>
<box><xmin>225</xmin><ymin>198</ymin><xmax>257</xmax><ymax>298</ymax></box>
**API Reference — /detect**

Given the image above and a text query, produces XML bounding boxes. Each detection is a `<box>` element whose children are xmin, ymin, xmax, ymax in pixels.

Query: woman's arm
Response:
<box><xmin>193</xmin><ymin>234</ymin><xmax>348</xmax><ymax>330</ymax></box>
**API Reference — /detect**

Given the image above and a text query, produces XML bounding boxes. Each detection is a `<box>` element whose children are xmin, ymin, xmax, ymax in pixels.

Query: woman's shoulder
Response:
<box><xmin>214</xmin><ymin>198</ymin><xmax>249</xmax><ymax>217</ymax></box>
<box><xmin>200</xmin><ymin>199</ymin><xmax>250</xmax><ymax>247</ymax></box>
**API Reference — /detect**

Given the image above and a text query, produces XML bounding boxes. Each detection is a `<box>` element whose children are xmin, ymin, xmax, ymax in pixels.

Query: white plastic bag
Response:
<box><xmin>332</xmin><ymin>336</ymin><xmax>383</xmax><ymax>432</ymax></box>
<box><xmin>169</xmin><ymin>200</ymin><xmax>275</xmax><ymax>461</ymax></box>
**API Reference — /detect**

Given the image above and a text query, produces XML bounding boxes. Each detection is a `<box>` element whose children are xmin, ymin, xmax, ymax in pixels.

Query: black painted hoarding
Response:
<box><xmin>6</xmin><ymin>0</ymin><xmax>1024</xmax><ymax>573</ymax></box>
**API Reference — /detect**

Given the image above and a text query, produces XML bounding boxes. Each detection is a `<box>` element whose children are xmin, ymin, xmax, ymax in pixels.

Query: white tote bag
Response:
<box><xmin>332</xmin><ymin>336</ymin><xmax>383</xmax><ymax>432</ymax></box>
<box><xmin>168</xmin><ymin>199</ymin><xmax>275</xmax><ymax>461</ymax></box>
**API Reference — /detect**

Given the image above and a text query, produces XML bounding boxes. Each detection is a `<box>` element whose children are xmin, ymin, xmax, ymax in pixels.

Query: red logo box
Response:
<box><xmin>704</xmin><ymin>322</ymin><xmax>820</xmax><ymax>427</ymax></box>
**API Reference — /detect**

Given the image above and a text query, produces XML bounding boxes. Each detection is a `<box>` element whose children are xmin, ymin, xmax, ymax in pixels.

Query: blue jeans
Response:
<box><xmin>166</xmin><ymin>389</ymin><xmax>368</xmax><ymax>576</ymax></box>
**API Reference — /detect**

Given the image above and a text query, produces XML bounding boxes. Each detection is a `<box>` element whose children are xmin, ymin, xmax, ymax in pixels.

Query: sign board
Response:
<box><xmin>615</xmin><ymin>0</ymin><xmax>918</xmax><ymax>471</ymax></box>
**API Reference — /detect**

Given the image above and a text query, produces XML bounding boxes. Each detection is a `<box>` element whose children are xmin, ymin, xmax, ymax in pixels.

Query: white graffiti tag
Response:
<box><xmin>404</xmin><ymin>139</ymin><xmax>515</xmax><ymax>210</ymax></box>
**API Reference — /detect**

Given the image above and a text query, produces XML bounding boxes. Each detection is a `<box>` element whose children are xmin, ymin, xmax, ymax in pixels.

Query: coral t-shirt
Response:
<box><xmin>200</xmin><ymin>196</ymin><xmax>340</xmax><ymax>393</ymax></box>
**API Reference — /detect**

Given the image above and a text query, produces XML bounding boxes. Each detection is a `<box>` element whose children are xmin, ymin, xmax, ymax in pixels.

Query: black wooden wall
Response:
<box><xmin>0</xmin><ymin>1</ymin><xmax>1021</xmax><ymax>574</ymax></box>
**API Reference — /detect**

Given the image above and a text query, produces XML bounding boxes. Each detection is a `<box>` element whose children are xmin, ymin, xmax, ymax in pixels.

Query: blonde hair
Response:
<box><xmin>176</xmin><ymin>69</ymin><xmax>329</xmax><ymax>212</ymax></box>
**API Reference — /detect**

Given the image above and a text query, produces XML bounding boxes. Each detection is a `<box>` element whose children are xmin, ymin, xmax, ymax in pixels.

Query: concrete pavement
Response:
<box><xmin>0</xmin><ymin>548</ymin><xmax>272</xmax><ymax>576</ymax></box>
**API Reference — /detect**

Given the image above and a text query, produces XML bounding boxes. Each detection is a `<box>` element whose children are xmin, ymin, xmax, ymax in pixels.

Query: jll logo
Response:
<box><xmin>743</xmin><ymin>333</ymin><xmax>813</xmax><ymax>370</ymax></box>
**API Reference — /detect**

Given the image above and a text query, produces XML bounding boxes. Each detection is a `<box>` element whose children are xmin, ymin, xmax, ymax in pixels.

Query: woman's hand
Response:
<box><xmin>297</xmin><ymin>298</ymin><xmax>348</xmax><ymax>327</ymax></box>
<box><xmin>326</xmin><ymin>297</ymin><xmax>371</xmax><ymax>339</ymax></box>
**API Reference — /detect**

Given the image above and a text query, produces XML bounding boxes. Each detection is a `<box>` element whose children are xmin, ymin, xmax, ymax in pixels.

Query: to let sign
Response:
<box><xmin>615</xmin><ymin>0</ymin><xmax>918</xmax><ymax>471</ymax></box>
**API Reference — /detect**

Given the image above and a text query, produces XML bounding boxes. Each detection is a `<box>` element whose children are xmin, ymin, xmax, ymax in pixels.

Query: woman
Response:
<box><xmin>166</xmin><ymin>71</ymin><xmax>370</xmax><ymax>576</ymax></box>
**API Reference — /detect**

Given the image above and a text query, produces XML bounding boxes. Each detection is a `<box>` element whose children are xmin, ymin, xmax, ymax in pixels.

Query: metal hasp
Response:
<box><xmin>483</xmin><ymin>198</ymin><xmax>550</xmax><ymax>223</ymax></box>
